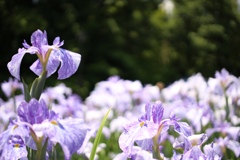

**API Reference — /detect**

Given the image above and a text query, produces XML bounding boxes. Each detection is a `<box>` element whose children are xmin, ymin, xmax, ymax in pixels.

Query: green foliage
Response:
<box><xmin>1</xmin><ymin>0</ymin><xmax>240</xmax><ymax>99</ymax></box>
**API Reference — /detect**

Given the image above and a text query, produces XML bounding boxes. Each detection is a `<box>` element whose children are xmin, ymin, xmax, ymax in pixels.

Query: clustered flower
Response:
<box><xmin>0</xmin><ymin>30</ymin><xmax>89</xmax><ymax>160</ymax></box>
<box><xmin>0</xmin><ymin>30</ymin><xmax>240</xmax><ymax>160</ymax></box>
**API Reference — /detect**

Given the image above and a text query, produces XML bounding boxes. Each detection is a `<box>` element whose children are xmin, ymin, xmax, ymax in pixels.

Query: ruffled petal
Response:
<box><xmin>31</xmin><ymin>30</ymin><xmax>48</xmax><ymax>48</ymax></box>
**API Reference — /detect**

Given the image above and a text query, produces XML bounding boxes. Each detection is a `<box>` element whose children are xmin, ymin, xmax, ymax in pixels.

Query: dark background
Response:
<box><xmin>1</xmin><ymin>0</ymin><xmax>240</xmax><ymax>99</ymax></box>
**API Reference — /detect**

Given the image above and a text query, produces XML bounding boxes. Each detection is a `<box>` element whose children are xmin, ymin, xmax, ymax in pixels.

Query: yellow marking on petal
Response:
<box><xmin>140</xmin><ymin>122</ymin><xmax>145</xmax><ymax>127</ymax></box>
<box><xmin>51</xmin><ymin>120</ymin><xmax>58</xmax><ymax>125</ymax></box>
<box><xmin>14</xmin><ymin>144</ymin><xmax>20</xmax><ymax>148</ymax></box>
<box><xmin>13</xmin><ymin>125</ymin><xmax>18</xmax><ymax>130</ymax></box>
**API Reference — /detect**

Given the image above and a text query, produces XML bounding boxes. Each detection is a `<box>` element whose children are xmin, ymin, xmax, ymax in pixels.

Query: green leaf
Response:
<box><xmin>40</xmin><ymin>138</ymin><xmax>49</xmax><ymax>160</ymax></box>
<box><xmin>89</xmin><ymin>107</ymin><xmax>112</xmax><ymax>160</ymax></box>
<box><xmin>22</xmin><ymin>78</ymin><xmax>31</xmax><ymax>102</ymax></box>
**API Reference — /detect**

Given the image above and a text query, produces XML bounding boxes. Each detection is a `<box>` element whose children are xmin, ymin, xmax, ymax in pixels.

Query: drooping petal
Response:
<box><xmin>32</xmin><ymin>118</ymin><xmax>89</xmax><ymax>159</ymax></box>
<box><xmin>173</xmin><ymin>121</ymin><xmax>192</xmax><ymax>137</ymax></box>
<box><xmin>226</xmin><ymin>139</ymin><xmax>240</xmax><ymax>157</ymax></box>
<box><xmin>30</xmin><ymin>55</ymin><xmax>60</xmax><ymax>78</ymax></box>
<box><xmin>29</xmin><ymin>59</ymin><xmax>43</xmax><ymax>76</ymax></box>
<box><xmin>56</xmin><ymin>49</ymin><xmax>81</xmax><ymax>79</ymax></box>
<box><xmin>7</xmin><ymin>50</ymin><xmax>26</xmax><ymax>80</ymax></box>
<box><xmin>45</xmin><ymin>54</ymin><xmax>61</xmax><ymax>77</ymax></box>
<box><xmin>135</xmin><ymin>138</ymin><xmax>153</xmax><ymax>151</ymax></box>
<box><xmin>119</xmin><ymin>120</ymin><xmax>158</xmax><ymax>157</ymax></box>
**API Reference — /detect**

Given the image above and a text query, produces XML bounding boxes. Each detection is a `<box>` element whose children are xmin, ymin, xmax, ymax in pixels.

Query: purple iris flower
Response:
<box><xmin>18</xmin><ymin>98</ymin><xmax>57</xmax><ymax>125</ymax></box>
<box><xmin>114</xmin><ymin>146</ymin><xmax>156</xmax><ymax>160</ymax></box>
<box><xmin>173</xmin><ymin>133</ymin><xmax>217</xmax><ymax>159</ymax></box>
<box><xmin>118</xmin><ymin>101</ymin><xmax>192</xmax><ymax>157</ymax></box>
<box><xmin>16</xmin><ymin>98</ymin><xmax>90</xmax><ymax>159</ymax></box>
<box><xmin>7</xmin><ymin>29</ymin><xmax>81</xmax><ymax>80</ymax></box>
<box><xmin>0</xmin><ymin>135</ymin><xmax>27</xmax><ymax>160</ymax></box>
<box><xmin>1</xmin><ymin>78</ymin><xmax>23</xmax><ymax>98</ymax></box>
<box><xmin>0</xmin><ymin>122</ymin><xmax>29</xmax><ymax>160</ymax></box>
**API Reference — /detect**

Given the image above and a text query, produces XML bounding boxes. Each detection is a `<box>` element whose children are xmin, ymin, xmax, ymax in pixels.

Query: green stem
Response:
<box><xmin>152</xmin><ymin>124</ymin><xmax>164</xmax><ymax>160</ymax></box>
<box><xmin>152</xmin><ymin>135</ymin><xmax>163</xmax><ymax>160</ymax></box>
<box><xmin>224</xmin><ymin>91</ymin><xmax>229</xmax><ymax>121</ymax></box>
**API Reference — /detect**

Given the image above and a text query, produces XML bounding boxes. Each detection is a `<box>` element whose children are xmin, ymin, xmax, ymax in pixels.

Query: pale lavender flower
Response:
<box><xmin>16</xmin><ymin>98</ymin><xmax>90</xmax><ymax>159</ymax></box>
<box><xmin>114</xmin><ymin>146</ymin><xmax>157</xmax><ymax>160</ymax></box>
<box><xmin>173</xmin><ymin>133</ymin><xmax>210</xmax><ymax>159</ymax></box>
<box><xmin>208</xmin><ymin>68</ymin><xmax>238</xmax><ymax>96</ymax></box>
<box><xmin>32</xmin><ymin>118</ymin><xmax>90</xmax><ymax>159</ymax></box>
<box><xmin>7</xmin><ymin>29</ymin><xmax>81</xmax><ymax>80</ymax></box>
<box><xmin>118</xmin><ymin>101</ymin><xmax>191</xmax><ymax>157</ymax></box>
<box><xmin>214</xmin><ymin>137</ymin><xmax>240</xmax><ymax>157</ymax></box>
<box><xmin>203</xmin><ymin>143</ymin><xmax>222</xmax><ymax>160</ymax></box>
<box><xmin>0</xmin><ymin>95</ymin><xmax>24</xmax><ymax>128</ymax></box>
<box><xmin>40</xmin><ymin>84</ymin><xmax>83</xmax><ymax>118</ymax></box>
<box><xmin>206</xmin><ymin>122</ymin><xmax>240</xmax><ymax>140</ymax></box>
<box><xmin>0</xmin><ymin>122</ymin><xmax>29</xmax><ymax>160</ymax></box>
<box><xmin>1</xmin><ymin>78</ymin><xmax>23</xmax><ymax>97</ymax></box>
<box><xmin>118</xmin><ymin>116</ymin><xmax>158</xmax><ymax>157</ymax></box>
<box><xmin>0</xmin><ymin>135</ymin><xmax>27</xmax><ymax>160</ymax></box>
<box><xmin>132</xmin><ymin>84</ymin><xmax>160</xmax><ymax>104</ymax></box>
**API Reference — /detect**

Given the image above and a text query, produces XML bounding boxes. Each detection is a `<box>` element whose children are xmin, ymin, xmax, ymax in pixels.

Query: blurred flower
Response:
<box><xmin>208</xmin><ymin>68</ymin><xmax>238</xmax><ymax>96</ymax></box>
<box><xmin>1</xmin><ymin>78</ymin><xmax>23</xmax><ymax>98</ymax></box>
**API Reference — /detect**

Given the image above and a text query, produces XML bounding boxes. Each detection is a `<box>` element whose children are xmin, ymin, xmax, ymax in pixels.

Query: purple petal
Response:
<box><xmin>30</xmin><ymin>55</ymin><xmax>60</xmax><ymax>77</ymax></box>
<box><xmin>53</xmin><ymin>37</ymin><xmax>64</xmax><ymax>47</ymax></box>
<box><xmin>144</xmin><ymin>102</ymin><xmax>152</xmax><ymax>121</ymax></box>
<box><xmin>135</xmin><ymin>138</ymin><xmax>153</xmax><ymax>151</ymax></box>
<box><xmin>226</xmin><ymin>139</ymin><xmax>240</xmax><ymax>157</ymax></box>
<box><xmin>29</xmin><ymin>59</ymin><xmax>43</xmax><ymax>76</ymax></box>
<box><xmin>152</xmin><ymin>101</ymin><xmax>164</xmax><ymax>124</ymax></box>
<box><xmin>18</xmin><ymin>99</ymin><xmax>50</xmax><ymax>124</ymax></box>
<box><xmin>32</xmin><ymin>118</ymin><xmax>89</xmax><ymax>159</ymax></box>
<box><xmin>182</xmin><ymin>146</ymin><xmax>205</xmax><ymax>159</ymax></box>
<box><xmin>31</xmin><ymin>30</ymin><xmax>48</xmax><ymax>48</ymax></box>
<box><xmin>7</xmin><ymin>50</ymin><xmax>26</xmax><ymax>80</ymax></box>
<box><xmin>56</xmin><ymin>49</ymin><xmax>81</xmax><ymax>79</ymax></box>
<box><xmin>22</xmin><ymin>40</ymin><xmax>30</xmax><ymax>48</ymax></box>
<box><xmin>1</xmin><ymin>135</ymin><xmax>27</xmax><ymax>160</ymax></box>
<box><xmin>45</xmin><ymin>54</ymin><xmax>61</xmax><ymax>77</ymax></box>
<box><xmin>119</xmin><ymin>120</ymin><xmax>158</xmax><ymax>157</ymax></box>
<box><xmin>174</xmin><ymin>121</ymin><xmax>192</xmax><ymax>137</ymax></box>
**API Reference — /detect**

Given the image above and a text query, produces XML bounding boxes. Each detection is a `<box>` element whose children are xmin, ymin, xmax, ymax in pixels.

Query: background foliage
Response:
<box><xmin>1</xmin><ymin>0</ymin><xmax>240</xmax><ymax>99</ymax></box>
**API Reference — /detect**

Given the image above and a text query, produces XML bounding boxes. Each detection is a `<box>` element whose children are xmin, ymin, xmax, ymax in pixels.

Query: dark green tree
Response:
<box><xmin>150</xmin><ymin>0</ymin><xmax>240</xmax><ymax>81</ymax></box>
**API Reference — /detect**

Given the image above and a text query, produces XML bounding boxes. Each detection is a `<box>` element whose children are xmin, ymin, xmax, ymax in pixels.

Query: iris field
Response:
<box><xmin>0</xmin><ymin>30</ymin><xmax>240</xmax><ymax>160</ymax></box>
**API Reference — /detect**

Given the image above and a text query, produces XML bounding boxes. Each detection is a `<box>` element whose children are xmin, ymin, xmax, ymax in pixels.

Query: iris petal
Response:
<box><xmin>7</xmin><ymin>50</ymin><xmax>26</xmax><ymax>80</ymax></box>
<box><xmin>56</xmin><ymin>49</ymin><xmax>81</xmax><ymax>79</ymax></box>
